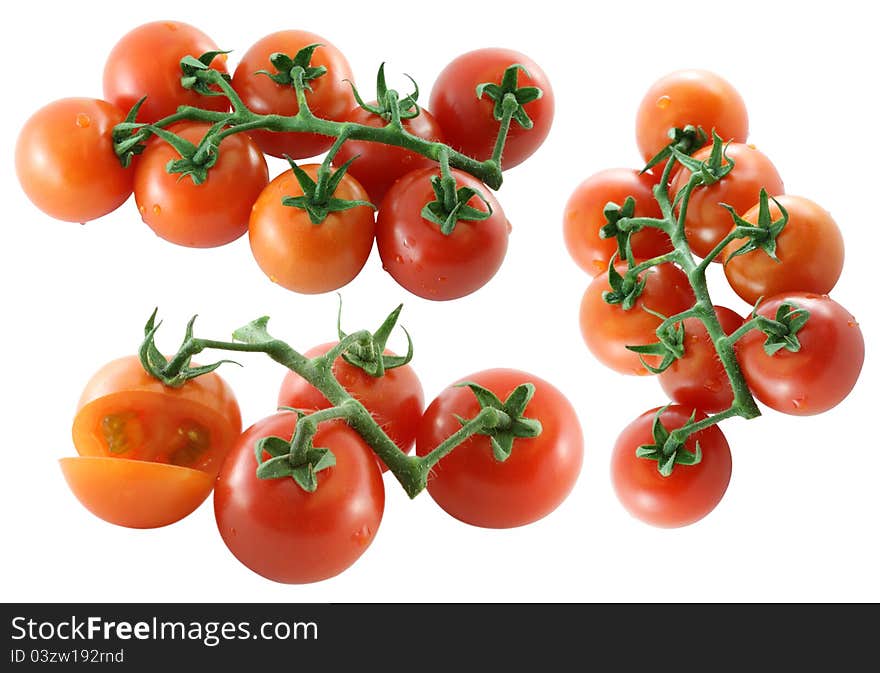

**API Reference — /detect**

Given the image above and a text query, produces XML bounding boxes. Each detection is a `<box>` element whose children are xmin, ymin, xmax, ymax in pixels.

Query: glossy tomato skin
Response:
<box><xmin>376</xmin><ymin>168</ymin><xmax>509</xmax><ymax>300</ymax></box>
<box><xmin>658</xmin><ymin>306</ymin><xmax>744</xmax><ymax>413</ymax></box>
<box><xmin>612</xmin><ymin>406</ymin><xmax>732</xmax><ymax>528</ymax></box>
<box><xmin>214</xmin><ymin>413</ymin><xmax>385</xmax><ymax>584</ymax></box>
<box><xmin>636</xmin><ymin>70</ymin><xmax>748</xmax><ymax>166</ymax></box>
<box><xmin>671</xmin><ymin>143</ymin><xmax>784</xmax><ymax>260</ymax></box>
<box><xmin>133</xmin><ymin>122</ymin><xmax>268</xmax><ymax>247</ymax></box>
<box><xmin>334</xmin><ymin>104</ymin><xmax>445</xmax><ymax>204</ymax></box>
<box><xmin>579</xmin><ymin>263</ymin><xmax>696</xmax><ymax>375</ymax></box>
<box><xmin>16</xmin><ymin>98</ymin><xmax>133</xmax><ymax>222</ymax></box>
<box><xmin>232</xmin><ymin>30</ymin><xmax>354</xmax><ymax>159</ymax></box>
<box><xmin>563</xmin><ymin>168</ymin><xmax>672</xmax><ymax>276</ymax></box>
<box><xmin>738</xmin><ymin>293</ymin><xmax>864</xmax><ymax>415</ymax></box>
<box><xmin>429</xmin><ymin>48</ymin><xmax>554</xmax><ymax>169</ymax></box>
<box><xmin>249</xmin><ymin>164</ymin><xmax>375</xmax><ymax>293</ymax></box>
<box><xmin>415</xmin><ymin>369</ymin><xmax>583</xmax><ymax>528</ymax></box>
<box><xmin>722</xmin><ymin>195</ymin><xmax>844</xmax><ymax>305</ymax></box>
<box><xmin>278</xmin><ymin>343</ymin><xmax>424</xmax><ymax>467</ymax></box>
<box><xmin>103</xmin><ymin>20</ymin><xmax>230</xmax><ymax>123</ymax></box>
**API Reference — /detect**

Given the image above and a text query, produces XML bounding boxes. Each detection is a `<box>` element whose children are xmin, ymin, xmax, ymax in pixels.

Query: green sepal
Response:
<box><xmin>722</xmin><ymin>189</ymin><xmax>788</xmax><ymax>265</ymax></box>
<box><xmin>456</xmin><ymin>382</ymin><xmax>543</xmax><ymax>463</ymax></box>
<box><xmin>669</xmin><ymin>132</ymin><xmax>734</xmax><ymax>195</ymax></box>
<box><xmin>757</xmin><ymin>302</ymin><xmax>811</xmax><ymax>356</ymax></box>
<box><xmin>337</xmin><ymin>302</ymin><xmax>414</xmax><ymax>377</ymax></box>
<box><xmin>179</xmin><ymin>51</ymin><xmax>232</xmax><ymax>96</ymax></box>
<box><xmin>281</xmin><ymin>156</ymin><xmax>376</xmax><ymax>225</ymax></box>
<box><xmin>255</xmin><ymin>45</ymin><xmax>327</xmax><ymax>91</ymax></box>
<box><xmin>421</xmin><ymin>174</ymin><xmax>492</xmax><ymax>235</ymax></box>
<box><xmin>599</xmin><ymin>197</ymin><xmax>638</xmax><ymax>262</ymax></box>
<box><xmin>602</xmin><ymin>256</ymin><xmax>647</xmax><ymax>311</ymax></box>
<box><xmin>145</xmin><ymin>123</ymin><xmax>225</xmax><ymax>185</ymax></box>
<box><xmin>476</xmin><ymin>64</ymin><xmax>542</xmax><ymax>129</ymax></box>
<box><xmin>232</xmin><ymin>316</ymin><xmax>276</xmax><ymax>347</ymax></box>
<box><xmin>642</xmin><ymin>125</ymin><xmax>709</xmax><ymax>173</ymax></box>
<box><xmin>348</xmin><ymin>63</ymin><xmax>422</xmax><ymax>121</ymax></box>
<box><xmin>625</xmin><ymin>307</ymin><xmax>686</xmax><ymax>374</ymax></box>
<box><xmin>112</xmin><ymin>97</ymin><xmax>149</xmax><ymax>167</ymax></box>
<box><xmin>635</xmin><ymin>406</ymin><xmax>703</xmax><ymax>477</ymax></box>
<box><xmin>254</xmin><ymin>434</ymin><xmax>336</xmax><ymax>493</ymax></box>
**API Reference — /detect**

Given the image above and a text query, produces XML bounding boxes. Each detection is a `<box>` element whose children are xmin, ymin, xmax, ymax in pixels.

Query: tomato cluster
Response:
<box><xmin>63</xmin><ymin>320</ymin><xmax>582</xmax><ymax>584</ymax></box>
<box><xmin>16</xmin><ymin>21</ymin><xmax>554</xmax><ymax>301</ymax></box>
<box><xmin>565</xmin><ymin>69</ymin><xmax>864</xmax><ymax>528</ymax></box>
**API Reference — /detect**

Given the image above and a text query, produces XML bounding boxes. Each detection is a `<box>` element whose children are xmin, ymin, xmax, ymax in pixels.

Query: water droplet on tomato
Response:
<box><xmin>747</xmin><ymin>143</ymin><xmax>757</xmax><ymax>150</ymax></box>
<box><xmin>792</xmin><ymin>397</ymin><xmax>805</xmax><ymax>410</ymax></box>
<box><xmin>352</xmin><ymin>525</ymin><xmax>373</xmax><ymax>546</ymax></box>
<box><xmin>152</xmin><ymin>204</ymin><xmax>161</xmax><ymax>215</ymax></box>
<box><xmin>269</xmin><ymin>275</ymin><xmax>278</xmax><ymax>283</ymax></box>
<box><xmin>138</xmin><ymin>204</ymin><xmax>146</xmax><ymax>216</ymax></box>
<box><xmin>75</xmin><ymin>113</ymin><xmax>91</xmax><ymax>129</ymax></box>
<box><xmin>403</xmin><ymin>236</ymin><xmax>415</xmax><ymax>248</ymax></box>
<box><xmin>847</xmin><ymin>319</ymin><xmax>859</xmax><ymax>328</ymax></box>
<box><xmin>703</xmin><ymin>380</ymin><xmax>721</xmax><ymax>392</ymax></box>
<box><xmin>164</xmin><ymin>21</ymin><xmax>178</xmax><ymax>31</ymax></box>
<box><xmin>657</xmin><ymin>95</ymin><xmax>671</xmax><ymax>109</ymax></box>
<box><xmin>394</xmin><ymin>255</ymin><xmax>404</xmax><ymax>264</ymax></box>
<box><xmin>438</xmin><ymin>276</ymin><xmax>448</xmax><ymax>283</ymax></box>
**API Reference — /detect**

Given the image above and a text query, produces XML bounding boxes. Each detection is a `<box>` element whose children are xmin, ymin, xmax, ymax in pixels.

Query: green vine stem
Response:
<box><xmin>112</xmin><ymin>48</ymin><xmax>542</xmax><ymax>192</ymax></box>
<box><xmin>139</xmin><ymin>307</ymin><xmax>542</xmax><ymax>499</ymax></box>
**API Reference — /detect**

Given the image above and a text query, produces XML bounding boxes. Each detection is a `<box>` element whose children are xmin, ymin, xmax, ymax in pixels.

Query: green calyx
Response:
<box><xmin>337</xmin><ymin>302</ymin><xmax>413</xmax><ymax>377</ymax></box>
<box><xmin>281</xmin><ymin>156</ymin><xmax>375</xmax><ymax>224</ymax></box>
<box><xmin>179</xmin><ymin>51</ymin><xmax>232</xmax><ymax>95</ymax></box>
<box><xmin>643</xmin><ymin>124</ymin><xmax>709</xmax><ymax>173</ymax></box>
<box><xmin>670</xmin><ymin>132</ymin><xmax>734</xmax><ymax>194</ymax></box>
<box><xmin>421</xmin><ymin>165</ymin><xmax>492</xmax><ymax>235</ymax></box>
<box><xmin>457</xmin><ymin>382</ymin><xmax>543</xmax><ymax>462</ymax></box>
<box><xmin>723</xmin><ymin>189</ymin><xmax>788</xmax><ymax>264</ymax></box>
<box><xmin>256</xmin><ymin>45</ymin><xmax>327</xmax><ymax>90</ymax></box>
<box><xmin>635</xmin><ymin>406</ymin><xmax>702</xmax><ymax>477</ymax></box>
<box><xmin>349</xmin><ymin>63</ymin><xmax>421</xmax><ymax>121</ymax></box>
<box><xmin>602</xmin><ymin>256</ymin><xmax>647</xmax><ymax>310</ymax></box>
<box><xmin>254</xmin><ymin>433</ymin><xmax>336</xmax><ymax>494</ymax></box>
<box><xmin>476</xmin><ymin>64</ymin><xmax>542</xmax><ymax>130</ymax></box>
<box><xmin>626</xmin><ymin>309</ymin><xmax>686</xmax><ymax>374</ymax></box>
<box><xmin>112</xmin><ymin>97</ymin><xmax>149</xmax><ymax>167</ymax></box>
<box><xmin>600</xmin><ymin>196</ymin><xmax>639</xmax><ymax>262</ymax></box>
<box><xmin>754</xmin><ymin>301</ymin><xmax>810</xmax><ymax>356</ymax></box>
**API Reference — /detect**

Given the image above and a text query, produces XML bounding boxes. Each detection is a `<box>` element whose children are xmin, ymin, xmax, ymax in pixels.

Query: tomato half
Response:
<box><xmin>103</xmin><ymin>20</ymin><xmax>230</xmax><ymax>123</ymax></box>
<box><xmin>133</xmin><ymin>122</ymin><xmax>268</xmax><ymax>248</ymax></box>
<box><xmin>738</xmin><ymin>293</ymin><xmax>864</xmax><ymax>415</ymax></box>
<box><xmin>248</xmin><ymin>164</ymin><xmax>375</xmax><ymax>293</ymax></box>
<box><xmin>671</xmin><ymin>143</ymin><xmax>784</xmax><ymax>260</ymax></box>
<box><xmin>429</xmin><ymin>48</ymin><xmax>554</xmax><ymax>169</ymax></box>
<box><xmin>611</xmin><ymin>406</ymin><xmax>732</xmax><ymax>528</ymax></box>
<box><xmin>16</xmin><ymin>98</ymin><xmax>133</xmax><ymax>223</ymax></box>
<box><xmin>415</xmin><ymin>369</ymin><xmax>583</xmax><ymax>528</ymax></box>
<box><xmin>563</xmin><ymin>168</ymin><xmax>672</xmax><ymax>276</ymax></box>
<box><xmin>635</xmin><ymin>70</ymin><xmax>748</xmax><ymax>166</ymax></box>
<box><xmin>214</xmin><ymin>413</ymin><xmax>385</xmax><ymax>584</ymax></box>
<box><xmin>333</xmin><ymin>104</ymin><xmax>445</xmax><ymax>204</ymax></box>
<box><xmin>579</xmin><ymin>263</ymin><xmax>696</xmax><ymax>375</ymax></box>
<box><xmin>278</xmin><ymin>343</ymin><xmax>424</xmax><ymax>467</ymax></box>
<box><xmin>721</xmin><ymin>195</ymin><xmax>844</xmax><ymax>305</ymax></box>
<box><xmin>658</xmin><ymin>306</ymin><xmax>744</xmax><ymax>413</ymax></box>
<box><xmin>66</xmin><ymin>355</ymin><xmax>241</xmax><ymax>528</ymax></box>
<box><xmin>376</xmin><ymin>167</ymin><xmax>509</xmax><ymax>300</ymax></box>
<box><xmin>232</xmin><ymin>30</ymin><xmax>354</xmax><ymax>159</ymax></box>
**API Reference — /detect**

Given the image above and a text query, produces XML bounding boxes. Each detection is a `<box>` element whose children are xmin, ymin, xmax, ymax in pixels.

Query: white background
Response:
<box><xmin>1</xmin><ymin>0</ymin><xmax>877</xmax><ymax>603</ymax></box>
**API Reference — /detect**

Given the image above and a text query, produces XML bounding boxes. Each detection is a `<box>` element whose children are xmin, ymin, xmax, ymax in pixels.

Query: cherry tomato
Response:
<box><xmin>563</xmin><ymin>168</ymin><xmax>672</xmax><ymax>276</ymax></box>
<box><xmin>721</xmin><ymin>195</ymin><xmax>844</xmax><ymax>305</ymax></box>
<box><xmin>636</xmin><ymin>70</ymin><xmax>748</xmax><ymax>166</ymax></box>
<box><xmin>103</xmin><ymin>21</ymin><xmax>230</xmax><ymax>123</ymax></box>
<box><xmin>658</xmin><ymin>306</ymin><xmax>744</xmax><ymax>413</ymax></box>
<box><xmin>334</xmin><ymin>104</ymin><xmax>445</xmax><ymax>204</ymax></box>
<box><xmin>738</xmin><ymin>293</ymin><xmax>864</xmax><ymax>416</ymax></box>
<box><xmin>66</xmin><ymin>355</ymin><xmax>242</xmax><ymax>528</ymax></box>
<box><xmin>16</xmin><ymin>98</ymin><xmax>133</xmax><ymax>223</ymax></box>
<box><xmin>214</xmin><ymin>413</ymin><xmax>385</xmax><ymax>584</ymax></box>
<box><xmin>429</xmin><ymin>48</ymin><xmax>554</xmax><ymax>169</ymax></box>
<box><xmin>612</xmin><ymin>405</ymin><xmax>732</xmax><ymax>528</ymax></box>
<box><xmin>278</xmin><ymin>343</ymin><xmax>424</xmax><ymax>469</ymax></box>
<box><xmin>248</xmin><ymin>164</ymin><xmax>375</xmax><ymax>293</ymax></box>
<box><xmin>232</xmin><ymin>30</ymin><xmax>354</xmax><ymax>159</ymax></box>
<box><xmin>416</xmin><ymin>369</ymin><xmax>582</xmax><ymax>528</ymax></box>
<box><xmin>133</xmin><ymin>122</ymin><xmax>268</xmax><ymax>248</ymax></box>
<box><xmin>376</xmin><ymin>167</ymin><xmax>509</xmax><ymax>300</ymax></box>
<box><xmin>579</xmin><ymin>263</ymin><xmax>696</xmax><ymax>375</ymax></box>
<box><xmin>671</xmin><ymin>143</ymin><xmax>784</xmax><ymax>260</ymax></box>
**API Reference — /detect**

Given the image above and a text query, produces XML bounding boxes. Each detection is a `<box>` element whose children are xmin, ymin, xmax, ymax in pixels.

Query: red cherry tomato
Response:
<box><xmin>416</xmin><ymin>369</ymin><xmax>583</xmax><ymax>528</ymax></box>
<box><xmin>278</xmin><ymin>342</ymin><xmax>425</xmax><ymax>468</ymax></box>
<box><xmin>248</xmin><ymin>164</ymin><xmax>375</xmax><ymax>293</ymax></box>
<box><xmin>232</xmin><ymin>30</ymin><xmax>354</xmax><ymax>159</ymax></box>
<box><xmin>376</xmin><ymin>167</ymin><xmax>509</xmax><ymax>300</ymax></box>
<box><xmin>738</xmin><ymin>293</ymin><xmax>864</xmax><ymax>416</ymax></box>
<box><xmin>721</xmin><ymin>195</ymin><xmax>845</xmax><ymax>305</ymax></box>
<box><xmin>334</xmin><ymin>104</ymin><xmax>445</xmax><ymax>204</ymax></box>
<box><xmin>658</xmin><ymin>306</ymin><xmax>744</xmax><ymax>413</ymax></box>
<box><xmin>133</xmin><ymin>122</ymin><xmax>268</xmax><ymax>248</ymax></box>
<box><xmin>16</xmin><ymin>98</ymin><xmax>133</xmax><ymax>223</ymax></box>
<box><xmin>671</xmin><ymin>143</ymin><xmax>784</xmax><ymax>260</ymax></box>
<box><xmin>563</xmin><ymin>168</ymin><xmax>672</xmax><ymax>276</ymax></box>
<box><xmin>214</xmin><ymin>413</ymin><xmax>385</xmax><ymax>584</ymax></box>
<box><xmin>579</xmin><ymin>263</ymin><xmax>696</xmax><ymax>375</ymax></box>
<box><xmin>612</xmin><ymin>406</ymin><xmax>732</xmax><ymax>528</ymax></box>
<box><xmin>103</xmin><ymin>20</ymin><xmax>230</xmax><ymax>123</ymax></box>
<box><xmin>636</xmin><ymin>70</ymin><xmax>748</xmax><ymax>166</ymax></box>
<box><xmin>429</xmin><ymin>48</ymin><xmax>554</xmax><ymax>169</ymax></box>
